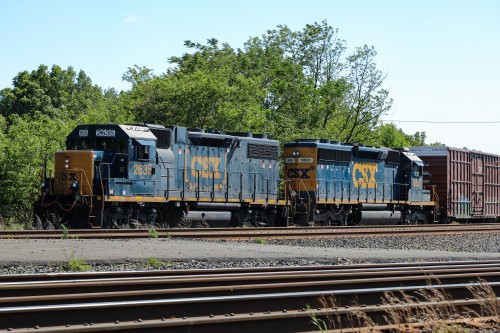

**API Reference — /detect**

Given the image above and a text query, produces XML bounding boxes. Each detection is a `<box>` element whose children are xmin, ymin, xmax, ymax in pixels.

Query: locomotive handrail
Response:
<box><xmin>98</xmin><ymin>153</ymin><xmax>130</xmax><ymax>195</ymax></box>
<box><xmin>298</xmin><ymin>178</ymin><xmax>311</xmax><ymax>218</ymax></box>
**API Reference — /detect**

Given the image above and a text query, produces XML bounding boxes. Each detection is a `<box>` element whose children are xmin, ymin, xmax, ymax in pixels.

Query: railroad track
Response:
<box><xmin>1</xmin><ymin>260</ymin><xmax>500</xmax><ymax>332</ymax></box>
<box><xmin>2</xmin><ymin>223</ymin><xmax>500</xmax><ymax>240</ymax></box>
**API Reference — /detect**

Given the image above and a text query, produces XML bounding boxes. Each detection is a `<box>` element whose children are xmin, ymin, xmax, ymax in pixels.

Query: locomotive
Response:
<box><xmin>34</xmin><ymin>123</ymin><xmax>436</xmax><ymax>229</ymax></box>
<box><xmin>284</xmin><ymin>140</ymin><xmax>435</xmax><ymax>225</ymax></box>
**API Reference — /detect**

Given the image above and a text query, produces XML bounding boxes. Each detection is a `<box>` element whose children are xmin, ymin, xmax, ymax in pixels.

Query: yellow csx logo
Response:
<box><xmin>190</xmin><ymin>156</ymin><xmax>222</xmax><ymax>178</ymax></box>
<box><xmin>352</xmin><ymin>162</ymin><xmax>378</xmax><ymax>188</ymax></box>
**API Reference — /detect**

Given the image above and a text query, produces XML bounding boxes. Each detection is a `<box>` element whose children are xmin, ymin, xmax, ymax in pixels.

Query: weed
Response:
<box><xmin>148</xmin><ymin>228</ymin><xmax>159</xmax><ymax>239</ymax></box>
<box><xmin>60</xmin><ymin>225</ymin><xmax>78</xmax><ymax>239</ymax></box>
<box><xmin>254</xmin><ymin>237</ymin><xmax>266</xmax><ymax>244</ymax></box>
<box><xmin>308</xmin><ymin>278</ymin><xmax>500</xmax><ymax>332</ymax></box>
<box><xmin>147</xmin><ymin>257</ymin><xmax>164</xmax><ymax>269</ymax></box>
<box><xmin>307</xmin><ymin>305</ymin><xmax>328</xmax><ymax>332</ymax></box>
<box><xmin>61</xmin><ymin>225</ymin><xmax>69</xmax><ymax>239</ymax></box>
<box><xmin>63</xmin><ymin>252</ymin><xmax>91</xmax><ymax>272</ymax></box>
<box><xmin>467</xmin><ymin>278</ymin><xmax>500</xmax><ymax>322</ymax></box>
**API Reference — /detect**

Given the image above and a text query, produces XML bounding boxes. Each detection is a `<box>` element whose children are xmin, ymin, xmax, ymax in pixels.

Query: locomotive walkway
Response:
<box><xmin>0</xmin><ymin>261</ymin><xmax>499</xmax><ymax>332</ymax></box>
<box><xmin>2</xmin><ymin>223</ymin><xmax>500</xmax><ymax>240</ymax></box>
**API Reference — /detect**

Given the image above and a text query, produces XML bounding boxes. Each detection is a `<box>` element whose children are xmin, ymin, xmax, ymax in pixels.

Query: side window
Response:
<box><xmin>138</xmin><ymin>144</ymin><xmax>148</xmax><ymax>160</ymax></box>
<box><xmin>134</xmin><ymin>143</ymin><xmax>151</xmax><ymax>161</ymax></box>
<box><xmin>412</xmin><ymin>164</ymin><xmax>420</xmax><ymax>177</ymax></box>
<box><xmin>132</xmin><ymin>140</ymin><xmax>155</xmax><ymax>161</ymax></box>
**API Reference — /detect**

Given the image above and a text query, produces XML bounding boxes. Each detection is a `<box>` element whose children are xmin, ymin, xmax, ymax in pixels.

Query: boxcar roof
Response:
<box><xmin>410</xmin><ymin>146</ymin><xmax>500</xmax><ymax>158</ymax></box>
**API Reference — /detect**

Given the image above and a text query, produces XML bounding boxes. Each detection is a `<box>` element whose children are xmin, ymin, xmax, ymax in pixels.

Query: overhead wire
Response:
<box><xmin>381</xmin><ymin>120</ymin><xmax>500</xmax><ymax>124</ymax></box>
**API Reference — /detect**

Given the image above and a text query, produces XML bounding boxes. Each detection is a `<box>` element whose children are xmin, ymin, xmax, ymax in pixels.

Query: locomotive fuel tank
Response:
<box><xmin>354</xmin><ymin>210</ymin><xmax>402</xmax><ymax>225</ymax></box>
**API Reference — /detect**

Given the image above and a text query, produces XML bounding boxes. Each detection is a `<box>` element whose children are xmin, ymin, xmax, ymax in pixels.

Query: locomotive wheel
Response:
<box><xmin>165</xmin><ymin>206</ymin><xmax>185</xmax><ymax>228</ymax></box>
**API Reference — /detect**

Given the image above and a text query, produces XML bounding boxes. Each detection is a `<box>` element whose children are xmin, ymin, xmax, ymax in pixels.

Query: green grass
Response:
<box><xmin>148</xmin><ymin>228</ymin><xmax>159</xmax><ymax>238</ymax></box>
<box><xmin>254</xmin><ymin>237</ymin><xmax>267</xmax><ymax>244</ymax></box>
<box><xmin>63</xmin><ymin>253</ymin><xmax>91</xmax><ymax>272</ymax></box>
<box><xmin>146</xmin><ymin>257</ymin><xmax>164</xmax><ymax>269</ymax></box>
<box><xmin>60</xmin><ymin>225</ymin><xmax>78</xmax><ymax>239</ymax></box>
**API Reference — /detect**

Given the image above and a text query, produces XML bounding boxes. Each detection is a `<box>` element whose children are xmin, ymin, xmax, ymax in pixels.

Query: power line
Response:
<box><xmin>382</xmin><ymin>119</ymin><xmax>500</xmax><ymax>124</ymax></box>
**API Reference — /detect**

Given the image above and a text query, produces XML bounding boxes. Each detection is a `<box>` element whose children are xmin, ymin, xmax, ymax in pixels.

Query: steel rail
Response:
<box><xmin>2</xmin><ymin>223</ymin><xmax>500</xmax><ymax>239</ymax></box>
<box><xmin>2</xmin><ymin>261</ymin><xmax>500</xmax><ymax>291</ymax></box>
<box><xmin>2</xmin><ymin>265</ymin><xmax>500</xmax><ymax>308</ymax></box>
<box><xmin>3</xmin><ymin>304</ymin><xmax>497</xmax><ymax>333</ymax></box>
<box><xmin>1</xmin><ymin>282</ymin><xmax>499</xmax><ymax>332</ymax></box>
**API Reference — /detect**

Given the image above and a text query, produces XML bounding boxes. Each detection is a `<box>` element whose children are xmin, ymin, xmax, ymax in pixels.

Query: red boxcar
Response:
<box><xmin>410</xmin><ymin>146</ymin><xmax>500</xmax><ymax>222</ymax></box>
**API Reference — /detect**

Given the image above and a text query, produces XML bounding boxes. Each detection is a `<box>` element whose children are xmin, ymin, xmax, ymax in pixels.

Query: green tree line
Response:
<box><xmin>0</xmin><ymin>21</ymin><xmax>440</xmax><ymax>226</ymax></box>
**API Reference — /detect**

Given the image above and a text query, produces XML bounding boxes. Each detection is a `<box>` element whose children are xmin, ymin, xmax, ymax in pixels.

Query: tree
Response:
<box><xmin>124</xmin><ymin>21</ymin><xmax>393</xmax><ymax>145</ymax></box>
<box><xmin>124</xmin><ymin>39</ymin><xmax>270</xmax><ymax>133</ymax></box>
<box><xmin>0</xmin><ymin>64</ymin><xmax>114</xmax><ymax>121</ymax></box>
<box><xmin>122</xmin><ymin>65</ymin><xmax>154</xmax><ymax>87</ymax></box>
<box><xmin>0</xmin><ymin>64</ymin><xmax>133</xmax><ymax>223</ymax></box>
<box><xmin>375</xmin><ymin>123</ymin><xmax>427</xmax><ymax>148</ymax></box>
<box><xmin>0</xmin><ymin>113</ymin><xmax>70</xmax><ymax>219</ymax></box>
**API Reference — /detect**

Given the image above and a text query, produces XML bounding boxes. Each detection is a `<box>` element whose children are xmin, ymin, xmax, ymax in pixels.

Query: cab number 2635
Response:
<box><xmin>133</xmin><ymin>164</ymin><xmax>153</xmax><ymax>175</ymax></box>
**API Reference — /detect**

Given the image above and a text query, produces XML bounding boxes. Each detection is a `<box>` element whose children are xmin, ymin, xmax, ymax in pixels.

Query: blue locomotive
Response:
<box><xmin>34</xmin><ymin>124</ymin><xmax>436</xmax><ymax>228</ymax></box>
<box><xmin>34</xmin><ymin>124</ymin><xmax>282</xmax><ymax>228</ymax></box>
<box><xmin>283</xmin><ymin>140</ymin><xmax>435</xmax><ymax>226</ymax></box>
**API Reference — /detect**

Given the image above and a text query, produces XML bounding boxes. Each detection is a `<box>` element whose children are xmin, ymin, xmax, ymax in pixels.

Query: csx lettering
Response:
<box><xmin>287</xmin><ymin>168</ymin><xmax>310</xmax><ymax>179</ymax></box>
<box><xmin>352</xmin><ymin>163</ymin><xmax>378</xmax><ymax>188</ymax></box>
<box><xmin>190</xmin><ymin>157</ymin><xmax>221</xmax><ymax>179</ymax></box>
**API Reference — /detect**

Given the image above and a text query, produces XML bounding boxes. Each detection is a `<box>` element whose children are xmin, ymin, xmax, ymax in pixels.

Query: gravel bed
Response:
<box><xmin>266</xmin><ymin>233</ymin><xmax>500</xmax><ymax>253</ymax></box>
<box><xmin>0</xmin><ymin>257</ymin><xmax>354</xmax><ymax>275</ymax></box>
<box><xmin>0</xmin><ymin>232</ymin><xmax>499</xmax><ymax>274</ymax></box>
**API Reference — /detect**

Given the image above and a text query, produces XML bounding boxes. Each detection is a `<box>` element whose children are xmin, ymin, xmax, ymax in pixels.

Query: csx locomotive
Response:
<box><xmin>34</xmin><ymin>123</ymin><xmax>436</xmax><ymax>228</ymax></box>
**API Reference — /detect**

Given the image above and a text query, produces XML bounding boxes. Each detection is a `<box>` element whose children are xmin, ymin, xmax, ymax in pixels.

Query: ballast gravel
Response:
<box><xmin>0</xmin><ymin>233</ymin><xmax>499</xmax><ymax>274</ymax></box>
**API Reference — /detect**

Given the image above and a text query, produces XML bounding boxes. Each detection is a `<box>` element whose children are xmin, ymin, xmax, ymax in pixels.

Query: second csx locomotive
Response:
<box><xmin>34</xmin><ymin>123</ymin><xmax>436</xmax><ymax>228</ymax></box>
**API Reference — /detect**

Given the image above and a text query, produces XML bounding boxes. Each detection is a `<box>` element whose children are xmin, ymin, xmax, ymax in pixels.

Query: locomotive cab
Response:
<box><xmin>398</xmin><ymin>151</ymin><xmax>430</xmax><ymax>202</ymax></box>
<box><xmin>34</xmin><ymin>124</ymin><xmax>160</xmax><ymax>228</ymax></box>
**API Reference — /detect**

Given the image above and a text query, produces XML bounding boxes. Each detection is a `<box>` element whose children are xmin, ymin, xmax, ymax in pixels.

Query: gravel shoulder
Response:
<box><xmin>0</xmin><ymin>233</ymin><xmax>498</xmax><ymax>268</ymax></box>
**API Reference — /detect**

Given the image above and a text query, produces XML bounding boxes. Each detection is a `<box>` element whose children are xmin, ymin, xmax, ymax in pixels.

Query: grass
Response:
<box><xmin>308</xmin><ymin>278</ymin><xmax>500</xmax><ymax>332</ymax></box>
<box><xmin>63</xmin><ymin>252</ymin><xmax>91</xmax><ymax>272</ymax></box>
<box><xmin>60</xmin><ymin>225</ymin><xmax>78</xmax><ymax>239</ymax></box>
<box><xmin>148</xmin><ymin>228</ymin><xmax>159</xmax><ymax>238</ymax></box>
<box><xmin>254</xmin><ymin>237</ymin><xmax>266</xmax><ymax>244</ymax></box>
<box><xmin>307</xmin><ymin>305</ymin><xmax>328</xmax><ymax>332</ymax></box>
<box><xmin>0</xmin><ymin>213</ymin><xmax>27</xmax><ymax>230</ymax></box>
<box><xmin>146</xmin><ymin>257</ymin><xmax>165</xmax><ymax>269</ymax></box>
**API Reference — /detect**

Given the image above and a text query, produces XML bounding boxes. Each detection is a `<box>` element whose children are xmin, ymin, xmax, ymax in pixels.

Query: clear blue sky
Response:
<box><xmin>1</xmin><ymin>0</ymin><xmax>499</xmax><ymax>153</ymax></box>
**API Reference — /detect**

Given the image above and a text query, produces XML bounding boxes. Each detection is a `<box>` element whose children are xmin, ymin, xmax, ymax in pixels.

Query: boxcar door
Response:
<box><xmin>471</xmin><ymin>154</ymin><xmax>485</xmax><ymax>217</ymax></box>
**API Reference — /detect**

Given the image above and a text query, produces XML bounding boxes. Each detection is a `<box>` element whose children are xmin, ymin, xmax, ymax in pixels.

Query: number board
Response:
<box><xmin>96</xmin><ymin>129</ymin><xmax>116</xmax><ymax>137</ymax></box>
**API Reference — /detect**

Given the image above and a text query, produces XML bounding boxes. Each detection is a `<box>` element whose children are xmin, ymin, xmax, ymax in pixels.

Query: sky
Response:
<box><xmin>1</xmin><ymin>0</ymin><xmax>499</xmax><ymax>153</ymax></box>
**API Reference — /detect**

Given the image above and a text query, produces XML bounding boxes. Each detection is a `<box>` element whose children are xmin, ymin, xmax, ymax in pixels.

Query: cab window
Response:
<box><xmin>412</xmin><ymin>164</ymin><xmax>421</xmax><ymax>177</ymax></box>
<box><xmin>133</xmin><ymin>140</ymin><xmax>154</xmax><ymax>161</ymax></box>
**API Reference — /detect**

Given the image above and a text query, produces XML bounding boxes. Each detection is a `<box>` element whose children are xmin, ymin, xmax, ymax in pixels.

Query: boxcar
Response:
<box><xmin>410</xmin><ymin>146</ymin><xmax>500</xmax><ymax>222</ymax></box>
